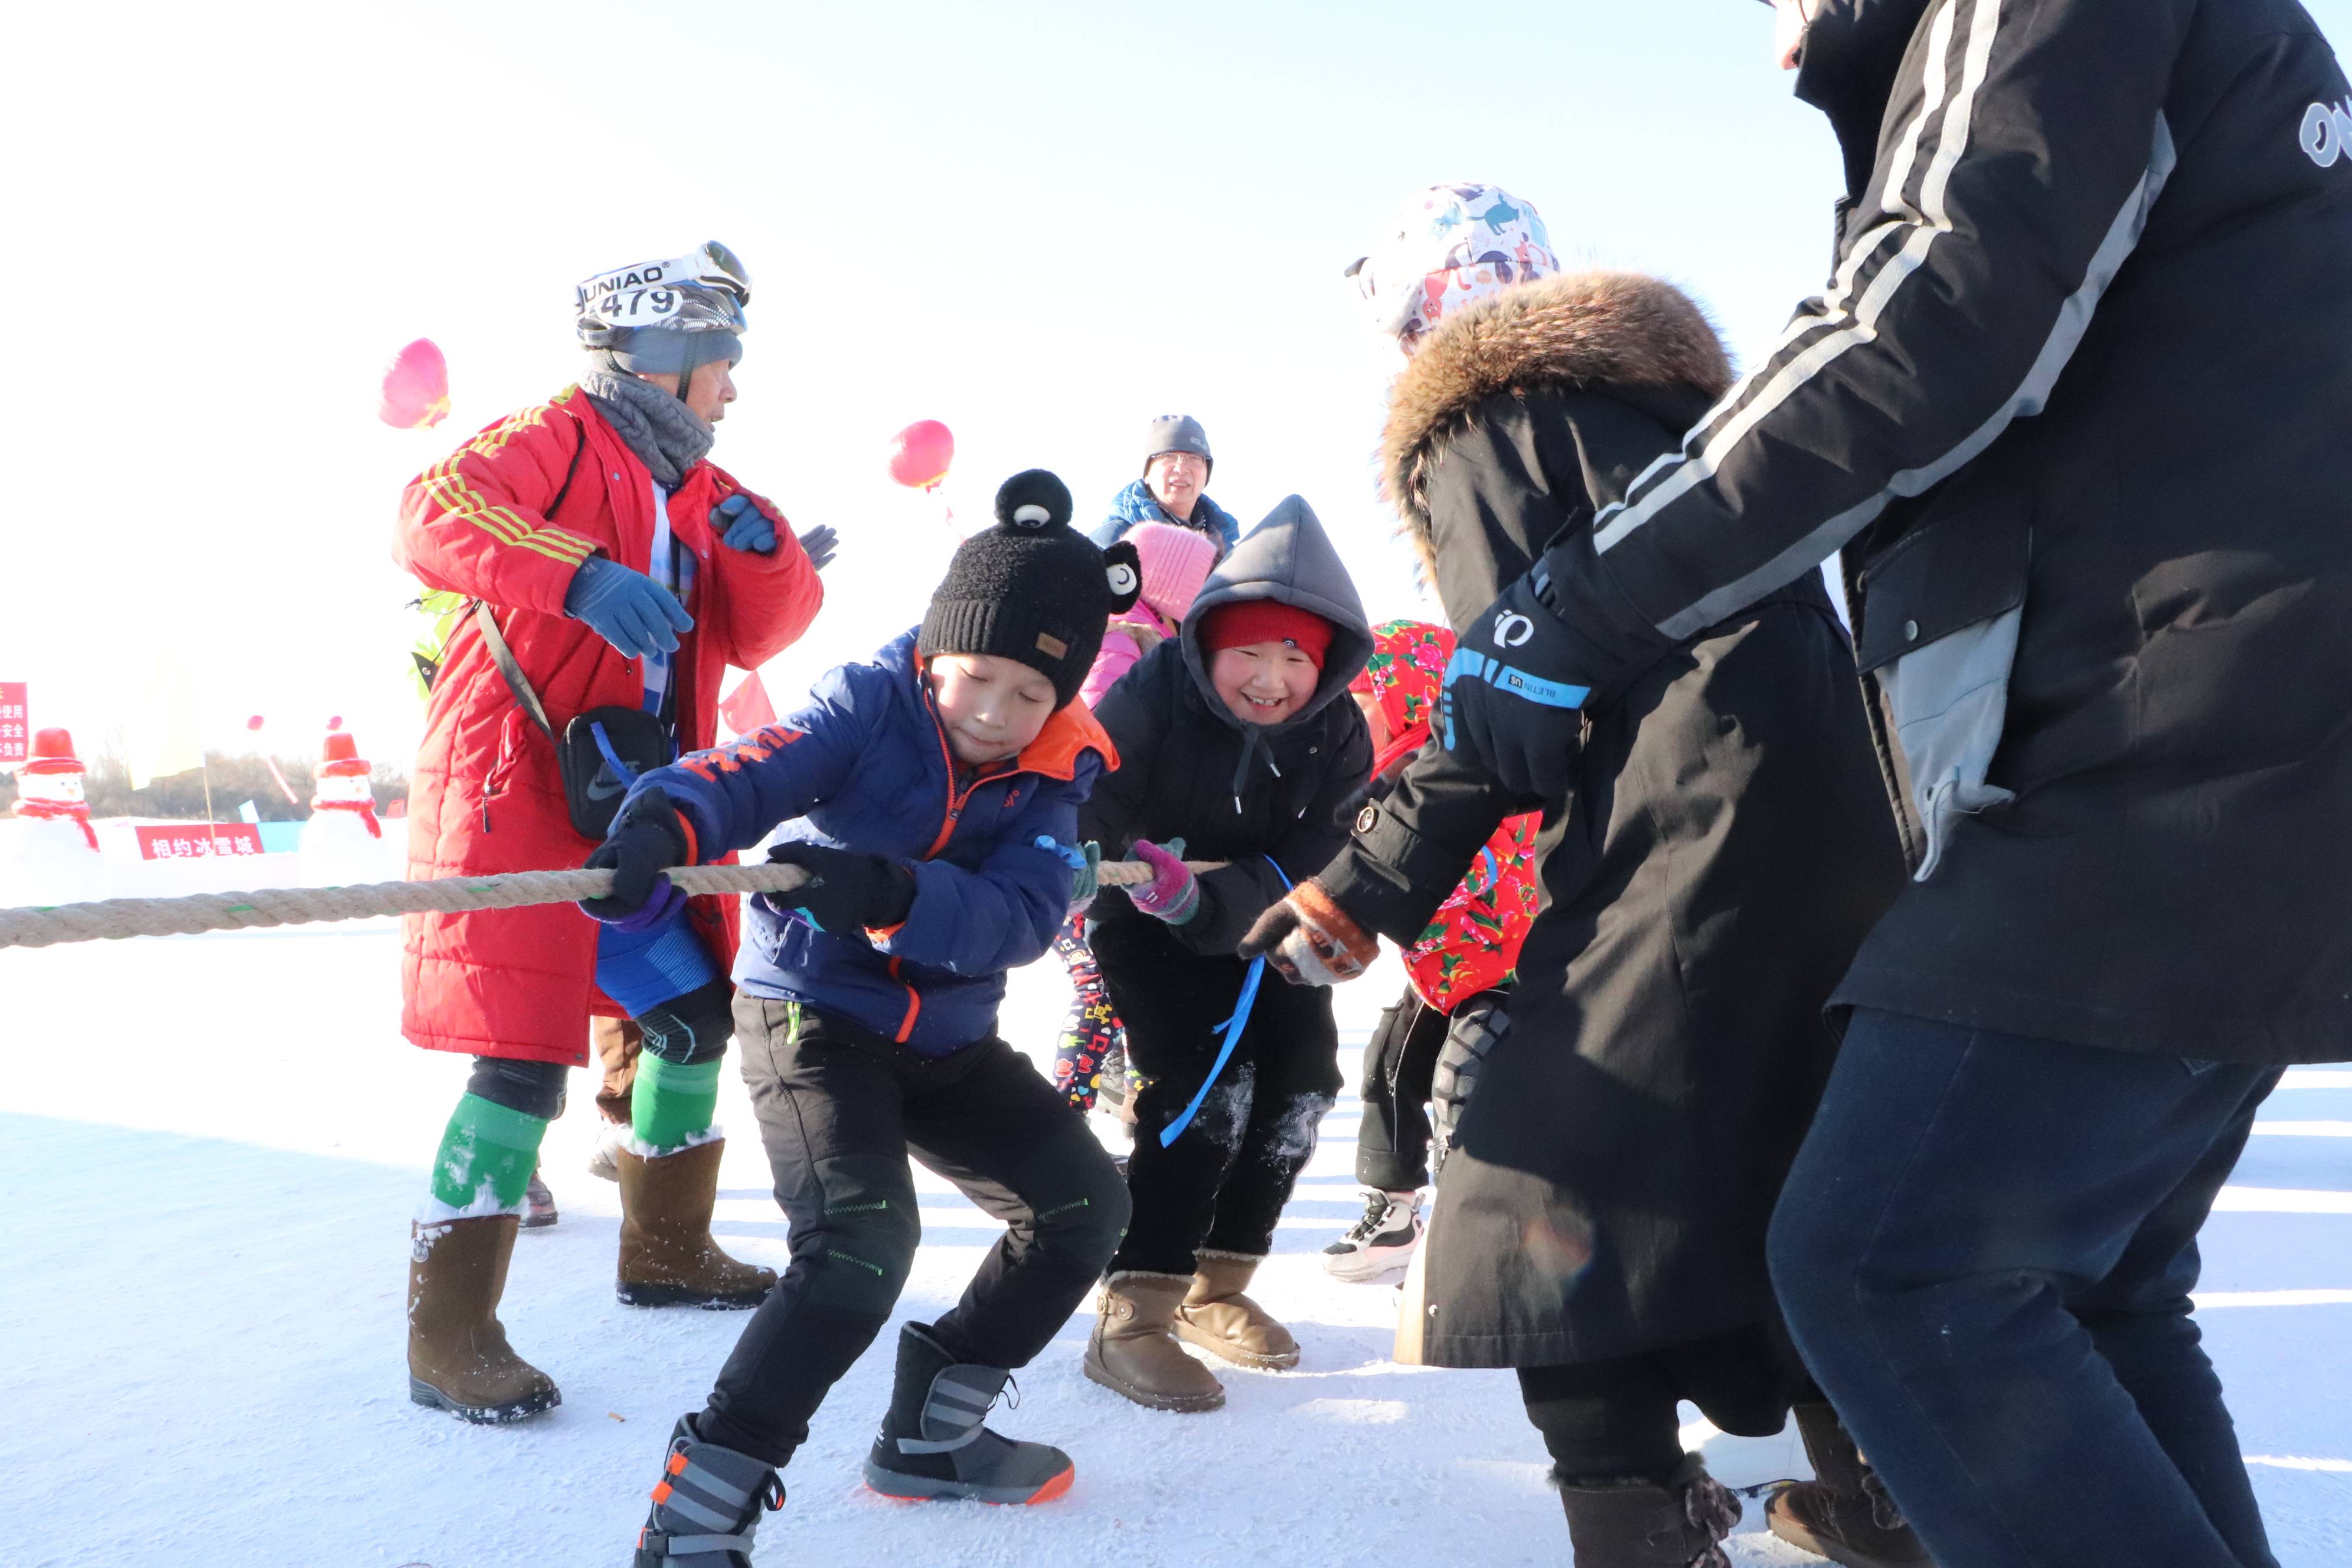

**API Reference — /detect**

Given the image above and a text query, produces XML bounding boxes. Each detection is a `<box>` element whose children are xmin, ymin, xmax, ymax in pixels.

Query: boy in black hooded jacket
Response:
<box><xmin>1076</xmin><ymin>496</ymin><xmax>1372</xmax><ymax>1413</ymax></box>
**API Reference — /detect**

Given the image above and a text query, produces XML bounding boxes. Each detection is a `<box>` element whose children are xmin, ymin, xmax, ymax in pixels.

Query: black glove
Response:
<box><xmin>1429</xmin><ymin>991</ymin><xmax>1511</xmax><ymax>1177</ymax></box>
<box><xmin>764</xmin><ymin>842</ymin><xmax>917</xmax><ymax>933</ymax></box>
<box><xmin>580</xmin><ymin>788</ymin><xmax>692</xmax><ymax>926</ymax></box>
<box><xmin>1440</xmin><ymin>564</ymin><xmax>1595</xmax><ymax>802</ymax></box>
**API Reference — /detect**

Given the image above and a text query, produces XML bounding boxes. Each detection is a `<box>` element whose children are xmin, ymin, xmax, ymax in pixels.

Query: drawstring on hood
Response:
<box><xmin>1178</xmin><ymin>495</ymin><xmax>1373</xmax><ymax>812</ymax></box>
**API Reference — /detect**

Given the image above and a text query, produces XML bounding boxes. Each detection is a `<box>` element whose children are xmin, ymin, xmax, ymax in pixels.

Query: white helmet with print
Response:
<box><xmin>1346</xmin><ymin>184</ymin><xmax>1560</xmax><ymax>344</ymax></box>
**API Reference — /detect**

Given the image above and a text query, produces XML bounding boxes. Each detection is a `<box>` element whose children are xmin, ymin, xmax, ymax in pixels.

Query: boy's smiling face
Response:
<box><xmin>1211</xmin><ymin>641</ymin><xmax>1319</xmax><ymax>726</ymax></box>
<box><xmin>928</xmin><ymin>654</ymin><xmax>1057</xmax><ymax>766</ymax></box>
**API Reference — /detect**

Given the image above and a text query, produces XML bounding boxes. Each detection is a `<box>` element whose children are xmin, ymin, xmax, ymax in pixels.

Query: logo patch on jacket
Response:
<box><xmin>2300</xmin><ymin>97</ymin><xmax>2352</xmax><ymax>168</ymax></box>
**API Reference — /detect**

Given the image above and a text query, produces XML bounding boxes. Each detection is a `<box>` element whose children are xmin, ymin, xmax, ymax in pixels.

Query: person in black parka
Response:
<box><xmin>1246</xmin><ymin>184</ymin><xmax>1912</xmax><ymax>1566</ymax></box>
<box><xmin>1077</xmin><ymin>496</ymin><xmax>1373</xmax><ymax>1415</ymax></box>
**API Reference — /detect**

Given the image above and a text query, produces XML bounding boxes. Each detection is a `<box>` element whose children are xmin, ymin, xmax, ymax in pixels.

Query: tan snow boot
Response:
<box><xmin>1084</xmin><ymin>1272</ymin><xmax>1226</xmax><ymax>1412</ymax></box>
<box><xmin>1175</xmin><ymin>1250</ymin><xmax>1300</xmax><ymax>1370</ymax></box>
<box><xmin>616</xmin><ymin>1141</ymin><xmax>778</xmax><ymax>1309</ymax></box>
<box><xmin>406</xmin><ymin>1214</ymin><xmax>560</xmax><ymax>1423</ymax></box>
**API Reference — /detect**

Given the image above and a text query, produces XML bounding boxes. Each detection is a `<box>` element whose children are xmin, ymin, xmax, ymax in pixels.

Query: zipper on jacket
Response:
<box><xmin>896</xmin><ymin>687</ymin><xmax>1027</xmax><ymax>1040</ymax></box>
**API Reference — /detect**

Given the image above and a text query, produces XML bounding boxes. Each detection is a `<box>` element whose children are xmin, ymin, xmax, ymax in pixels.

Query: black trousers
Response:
<box><xmin>1518</xmin><ymin>1321</ymin><xmax>1809</xmax><ymax>1484</ymax></box>
<box><xmin>1355</xmin><ymin>988</ymin><xmax>1448</xmax><ymax>1192</ymax></box>
<box><xmin>1094</xmin><ymin>919</ymin><xmax>1342</xmax><ymax>1277</ymax></box>
<box><xmin>697</xmin><ymin>998</ymin><xmax>1129</xmax><ymax>1468</ymax></box>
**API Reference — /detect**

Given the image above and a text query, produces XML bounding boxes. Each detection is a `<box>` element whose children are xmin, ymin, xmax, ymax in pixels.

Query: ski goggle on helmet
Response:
<box><xmin>574</xmin><ymin>240</ymin><xmax>752</xmax><ymax>347</ymax></box>
<box><xmin>1345</xmin><ymin>185</ymin><xmax>1559</xmax><ymax>342</ymax></box>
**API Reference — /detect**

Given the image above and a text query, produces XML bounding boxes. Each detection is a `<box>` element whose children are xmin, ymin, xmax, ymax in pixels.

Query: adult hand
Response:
<box><xmin>1125</xmin><ymin>839</ymin><xmax>1199</xmax><ymax>925</ymax></box>
<box><xmin>580</xmin><ymin>788</ymin><xmax>692</xmax><ymax>927</ymax></box>
<box><xmin>1441</xmin><ymin>569</ymin><xmax>1592</xmax><ymax>801</ymax></box>
<box><xmin>712</xmin><ymin>493</ymin><xmax>778</xmax><ymax>554</ymax></box>
<box><xmin>796</xmin><ymin>524</ymin><xmax>839</xmax><ymax>573</ymax></box>
<box><xmin>564</xmin><ymin>555</ymin><xmax>694</xmax><ymax>658</ymax></box>
<box><xmin>1239</xmin><ymin>881</ymin><xmax>1380</xmax><ymax>985</ymax></box>
<box><xmin>764</xmin><ymin>841</ymin><xmax>917</xmax><ymax>933</ymax></box>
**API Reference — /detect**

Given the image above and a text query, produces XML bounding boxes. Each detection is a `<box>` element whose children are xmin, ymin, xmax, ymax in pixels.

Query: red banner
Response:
<box><xmin>135</xmin><ymin>823</ymin><xmax>267</xmax><ymax>861</ymax></box>
<box><xmin>0</xmin><ymin>682</ymin><xmax>25</xmax><ymax>766</ymax></box>
<box><xmin>718</xmin><ymin>668</ymin><xmax>776</xmax><ymax>734</ymax></box>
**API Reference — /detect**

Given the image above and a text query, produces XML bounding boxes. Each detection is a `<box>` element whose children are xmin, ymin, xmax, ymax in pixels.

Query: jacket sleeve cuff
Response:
<box><xmin>1289</xmin><ymin>881</ymin><xmax>1382</xmax><ymax>970</ymax></box>
<box><xmin>1314</xmin><ymin>805</ymin><xmax>1469</xmax><ymax>945</ymax></box>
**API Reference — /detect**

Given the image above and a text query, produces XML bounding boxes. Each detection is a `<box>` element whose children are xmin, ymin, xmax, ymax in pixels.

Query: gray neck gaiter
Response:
<box><xmin>579</xmin><ymin>357</ymin><xmax>715</xmax><ymax>488</ymax></box>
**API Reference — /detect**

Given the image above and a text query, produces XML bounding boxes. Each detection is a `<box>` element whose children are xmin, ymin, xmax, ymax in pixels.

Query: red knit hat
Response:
<box><xmin>1200</xmin><ymin>600</ymin><xmax>1334</xmax><ymax>669</ymax></box>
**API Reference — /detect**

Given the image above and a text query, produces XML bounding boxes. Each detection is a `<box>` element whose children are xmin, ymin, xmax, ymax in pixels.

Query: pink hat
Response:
<box><xmin>1123</xmin><ymin>521</ymin><xmax>1219</xmax><ymax>625</ymax></box>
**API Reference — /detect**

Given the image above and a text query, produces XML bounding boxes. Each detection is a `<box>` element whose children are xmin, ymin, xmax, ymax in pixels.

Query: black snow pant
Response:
<box><xmin>1355</xmin><ymin>987</ymin><xmax>1449</xmax><ymax>1193</ymax></box>
<box><xmin>1093</xmin><ymin>918</ymin><xmax>1342</xmax><ymax>1278</ymax></box>
<box><xmin>1518</xmin><ymin>1320</ymin><xmax>1809</xmax><ymax>1485</ymax></box>
<box><xmin>696</xmin><ymin>998</ymin><xmax>1130</xmax><ymax>1468</ymax></box>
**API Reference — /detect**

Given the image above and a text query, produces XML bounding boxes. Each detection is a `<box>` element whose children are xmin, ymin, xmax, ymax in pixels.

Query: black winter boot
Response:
<box><xmin>1766</xmin><ymin>1402</ymin><xmax>1936</xmax><ymax>1567</ymax></box>
<box><xmin>863</xmin><ymin>1322</ymin><xmax>1076</xmax><ymax>1504</ymax></box>
<box><xmin>1557</xmin><ymin>1454</ymin><xmax>1741</xmax><ymax>1567</ymax></box>
<box><xmin>633</xmin><ymin>1415</ymin><xmax>784</xmax><ymax>1567</ymax></box>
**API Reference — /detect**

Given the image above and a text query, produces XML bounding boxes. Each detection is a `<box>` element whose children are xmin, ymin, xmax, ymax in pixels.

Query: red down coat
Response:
<box><xmin>393</xmin><ymin>386</ymin><xmax>824</xmax><ymax>1063</ymax></box>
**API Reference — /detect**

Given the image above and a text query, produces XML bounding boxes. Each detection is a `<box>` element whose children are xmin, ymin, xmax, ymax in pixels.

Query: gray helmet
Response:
<box><xmin>576</xmin><ymin>241</ymin><xmax>749</xmax><ymax>380</ymax></box>
<box><xmin>1142</xmin><ymin>413</ymin><xmax>1212</xmax><ymax>478</ymax></box>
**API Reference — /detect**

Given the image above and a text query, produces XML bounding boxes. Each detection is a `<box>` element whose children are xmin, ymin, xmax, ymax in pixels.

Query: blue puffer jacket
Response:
<box><xmin>620</xmin><ymin>630</ymin><xmax>1116</xmax><ymax>1055</ymax></box>
<box><xmin>1090</xmin><ymin>479</ymin><xmax>1240</xmax><ymax>557</ymax></box>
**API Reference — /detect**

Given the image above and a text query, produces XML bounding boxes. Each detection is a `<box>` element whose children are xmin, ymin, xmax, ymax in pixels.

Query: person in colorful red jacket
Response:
<box><xmin>1318</xmin><ymin>619</ymin><xmax>1538</xmax><ymax>1283</ymax></box>
<box><xmin>392</xmin><ymin>241</ymin><xmax>825</xmax><ymax>1425</ymax></box>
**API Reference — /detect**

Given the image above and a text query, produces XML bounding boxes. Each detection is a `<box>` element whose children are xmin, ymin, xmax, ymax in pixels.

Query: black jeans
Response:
<box><xmin>1769</xmin><ymin>1008</ymin><xmax>2284</xmax><ymax>1568</ymax></box>
<box><xmin>697</xmin><ymin>999</ymin><xmax>1129</xmax><ymax>1468</ymax></box>
<box><xmin>1356</xmin><ymin>989</ymin><xmax>1449</xmax><ymax>1192</ymax></box>
<box><xmin>1519</xmin><ymin>1321</ymin><xmax>1807</xmax><ymax>1483</ymax></box>
<box><xmin>1095</xmin><ymin>920</ymin><xmax>1342</xmax><ymax>1277</ymax></box>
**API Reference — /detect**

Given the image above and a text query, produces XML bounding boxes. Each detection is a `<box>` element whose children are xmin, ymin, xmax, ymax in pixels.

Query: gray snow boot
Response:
<box><xmin>1557</xmin><ymin>1454</ymin><xmax>1742</xmax><ymax>1567</ymax></box>
<box><xmin>861</xmin><ymin>1322</ymin><xmax>1076</xmax><ymax>1504</ymax></box>
<box><xmin>1766</xmin><ymin>1402</ymin><xmax>1937</xmax><ymax>1566</ymax></box>
<box><xmin>633</xmin><ymin>1415</ymin><xmax>785</xmax><ymax>1567</ymax></box>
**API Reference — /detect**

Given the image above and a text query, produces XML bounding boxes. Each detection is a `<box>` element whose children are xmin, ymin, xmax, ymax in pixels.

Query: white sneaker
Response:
<box><xmin>1322</xmin><ymin>1189</ymin><xmax>1423</xmax><ymax>1282</ymax></box>
<box><xmin>586</xmin><ymin>1120</ymin><xmax>630</xmax><ymax>1184</ymax></box>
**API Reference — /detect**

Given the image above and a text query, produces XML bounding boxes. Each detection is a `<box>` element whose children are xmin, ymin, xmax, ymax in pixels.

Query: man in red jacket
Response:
<box><xmin>393</xmin><ymin>241</ymin><xmax>826</xmax><ymax>1423</ymax></box>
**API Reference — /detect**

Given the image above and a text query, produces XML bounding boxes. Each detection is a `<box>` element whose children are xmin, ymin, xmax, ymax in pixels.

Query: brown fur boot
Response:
<box><xmin>1558</xmin><ymin>1455</ymin><xmax>1741</xmax><ymax>1567</ymax></box>
<box><xmin>615</xmin><ymin>1141</ymin><xmax>777</xmax><ymax>1309</ymax></box>
<box><xmin>406</xmin><ymin>1215</ymin><xmax>560</xmax><ymax>1423</ymax></box>
<box><xmin>1084</xmin><ymin>1272</ymin><xmax>1225</xmax><ymax>1412</ymax></box>
<box><xmin>1175</xmin><ymin>1250</ymin><xmax>1300</xmax><ymax>1370</ymax></box>
<box><xmin>1766</xmin><ymin>1402</ymin><xmax>1936</xmax><ymax>1567</ymax></box>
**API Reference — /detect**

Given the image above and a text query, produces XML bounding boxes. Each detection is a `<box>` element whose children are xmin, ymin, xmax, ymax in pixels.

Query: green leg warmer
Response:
<box><xmin>427</xmin><ymin>1093</ymin><xmax>550</xmax><ymax>1215</ymax></box>
<box><xmin>632</xmin><ymin>1056</ymin><xmax>721</xmax><ymax>1154</ymax></box>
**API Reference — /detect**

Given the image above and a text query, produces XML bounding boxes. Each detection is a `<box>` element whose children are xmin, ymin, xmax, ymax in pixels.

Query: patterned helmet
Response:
<box><xmin>574</xmin><ymin>240</ymin><xmax>751</xmax><ymax>348</ymax></box>
<box><xmin>1347</xmin><ymin>184</ymin><xmax>1560</xmax><ymax>342</ymax></box>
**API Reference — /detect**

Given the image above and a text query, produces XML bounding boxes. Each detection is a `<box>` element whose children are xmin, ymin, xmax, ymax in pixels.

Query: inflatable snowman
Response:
<box><xmin>2</xmin><ymin>727</ymin><xmax>106</xmax><ymax>906</ymax></box>
<box><xmin>298</xmin><ymin>723</ymin><xmax>387</xmax><ymax>887</ymax></box>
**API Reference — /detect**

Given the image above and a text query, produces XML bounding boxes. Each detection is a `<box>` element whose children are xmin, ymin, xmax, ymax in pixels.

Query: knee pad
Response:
<box><xmin>637</xmin><ymin>977</ymin><xmax>736</xmax><ymax>1066</ymax></box>
<box><xmin>464</xmin><ymin>1056</ymin><xmax>569</xmax><ymax>1121</ymax></box>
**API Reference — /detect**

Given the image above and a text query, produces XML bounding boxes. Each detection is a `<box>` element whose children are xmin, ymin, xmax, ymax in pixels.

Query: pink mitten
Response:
<box><xmin>1128</xmin><ymin>839</ymin><xmax>1200</xmax><ymax>925</ymax></box>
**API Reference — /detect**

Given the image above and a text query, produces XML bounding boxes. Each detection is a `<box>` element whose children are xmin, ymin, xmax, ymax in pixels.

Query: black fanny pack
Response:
<box><xmin>473</xmin><ymin>602</ymin><xmax>673</xmax><ymax>839</ymax></box>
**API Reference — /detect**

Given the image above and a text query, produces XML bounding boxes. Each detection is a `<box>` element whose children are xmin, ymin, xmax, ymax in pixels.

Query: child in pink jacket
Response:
<box><xmin>1056</xmin><ymin>521</ymin><xmax>1221</xmax><ymax>1113</ymax></box>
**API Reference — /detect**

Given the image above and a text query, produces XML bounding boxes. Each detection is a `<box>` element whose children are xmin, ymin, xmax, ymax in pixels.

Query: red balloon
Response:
<box><xmin>887</xmin><ymin>420</ymin><xmax>955</xmax><ymax>491</ymax></box>
<box><xmin>380</xmin><ymin>338</ymin><xmax>450</xmax><ymax>430</ymax></box>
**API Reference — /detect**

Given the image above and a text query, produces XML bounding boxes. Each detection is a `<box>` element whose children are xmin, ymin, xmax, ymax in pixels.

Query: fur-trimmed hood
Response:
<box><xmin>1380</xmin><ymin>270</ymin><xmax>1733</xmax><ymax>538</ymax></box>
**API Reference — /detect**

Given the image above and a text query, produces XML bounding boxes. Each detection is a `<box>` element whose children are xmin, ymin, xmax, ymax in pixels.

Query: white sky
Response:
<box><xmin>6</xmin><ymin>0</ymin><xmax>2347</xmax><ymax>774</ymax></box>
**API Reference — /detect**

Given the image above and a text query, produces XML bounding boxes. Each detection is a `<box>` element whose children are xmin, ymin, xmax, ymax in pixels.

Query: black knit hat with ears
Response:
<box><xmin>919</xmin><ymin>470</ymin><xmax>1144</xmax><ymax>709</ymax></box>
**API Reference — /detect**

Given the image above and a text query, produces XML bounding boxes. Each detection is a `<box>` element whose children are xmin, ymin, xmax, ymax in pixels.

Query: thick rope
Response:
<box><xmin>0</xmin><ymin>856</ymin><xmax>1204</xmax><ymax>952</ymax></box>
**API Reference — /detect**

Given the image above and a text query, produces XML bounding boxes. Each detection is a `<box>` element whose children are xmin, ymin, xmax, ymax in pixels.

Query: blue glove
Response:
<box><xmin>712</xmin><ymin>493</ymin><xmax>778</xmax><ymax>554</ymax></box>
<box><xmin>564</xmin><ymin>555</ymin><xmax>693</xmax><ymax>658</ymax></box>
<box><xmin>1440</xmin><ymin>564</ymin><xmax>1593</xmax><ymax>801</ymax></box>
<box><xmin>796</xmin><ymin>524</ymin><xmax>838</xmax><ymax>572</ymax></box>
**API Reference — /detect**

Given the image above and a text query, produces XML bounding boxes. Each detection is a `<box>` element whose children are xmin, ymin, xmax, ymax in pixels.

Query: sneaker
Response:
<box><xmin>1093</xmin><ymin>1043</ymin><xmax>1131</xmax><ymax>1111</ymax></box>
<box><xmin>1322</xmin><ymin>1189</ymin><xmax>1422</xmax><ymax>1282</ymax></box>
<box><xmin>522</xmin><ymin>1168</ymin><xmax>559</xmax><ymax>1230</ymax></box>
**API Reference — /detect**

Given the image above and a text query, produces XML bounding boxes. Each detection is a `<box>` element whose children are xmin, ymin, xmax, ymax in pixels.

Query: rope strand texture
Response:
<box><xmin>0</xmin><ymin>857</ymin><xmax>1207</xmax><ymax>952</ymax></box>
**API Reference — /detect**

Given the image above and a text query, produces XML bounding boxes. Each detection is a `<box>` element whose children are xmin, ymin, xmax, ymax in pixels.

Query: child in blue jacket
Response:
<box><xmin>584</xmin><ymin>472</ymin><xmax>1145</xmax><ymax>1561</ymax></box>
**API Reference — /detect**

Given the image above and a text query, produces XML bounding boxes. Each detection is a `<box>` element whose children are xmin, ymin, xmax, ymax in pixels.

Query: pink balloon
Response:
<box><xmin>380</xmin><ymin>338</ymin><xmax>450</xmax><ymax>429</ymax></box>
<box><xmin>888</xmin><ymin>420</ymin><xmax>955</xmax><ymax>491</ymax></box>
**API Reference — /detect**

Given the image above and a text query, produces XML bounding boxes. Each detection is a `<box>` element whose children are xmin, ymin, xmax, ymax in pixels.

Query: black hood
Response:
<box><xmin>1789</xmin><ymin>0</ymin><xmax>1938</xmax><ymax>201</ymax></box>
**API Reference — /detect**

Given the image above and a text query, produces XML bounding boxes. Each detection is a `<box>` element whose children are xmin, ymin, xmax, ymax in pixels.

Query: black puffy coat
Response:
<box><xmin>1316</xmin><ymin>271</ymin><xmax>1907</xmax><ymax>1368</ymax></box>
<box><xmin>1084</xmin><ymin>495</ymin><xmax>1375</xmax><ymax>958</ymax></box>
<box><xmin>1515</xmin><ymin>0</ymin><xmax>2352</xmax><ymax>1064</ymax></box>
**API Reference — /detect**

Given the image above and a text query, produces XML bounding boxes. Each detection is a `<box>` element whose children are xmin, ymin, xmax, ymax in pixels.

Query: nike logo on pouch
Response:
<box><xmin>585</xmin><ymin>773</ymin><xmax>626</xmax><ymax>801</ymax></box>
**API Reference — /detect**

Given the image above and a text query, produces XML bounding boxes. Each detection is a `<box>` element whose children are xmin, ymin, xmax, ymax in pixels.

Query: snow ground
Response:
<box><xmin>5</xmin><ymin>913</ymin><xmax>2349</xmax><ymax>1567</ymax></box>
